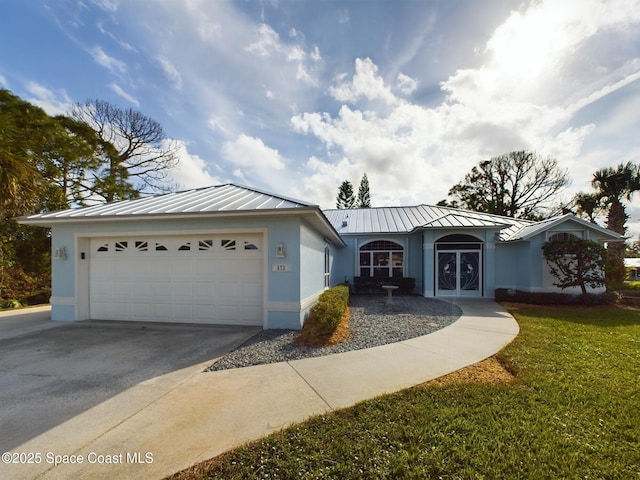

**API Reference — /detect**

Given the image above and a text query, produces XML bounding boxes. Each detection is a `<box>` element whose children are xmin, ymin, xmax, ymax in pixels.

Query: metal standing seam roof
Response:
<box><xmin>19</xmin><ymin>183</ymin><xmax>348</xmax><ymax>247</ymax></box>
<box><xmin>19</xmin><ymin>184</ymin><xmax>621</xmax><ymax>245</ymax></box>
<box><xmin>20</xmin><ymin>184</ymin><xmax>313</xmax><ymax>221</ymax></box>
<box><xmin>323</xmin><ymin>205</ymin><xmax>535</xmax><ymax>241</ymax></box>
<box><xmin>505</xmin><ymin>213</ymin><xmax>624</xmax><ymax>241</ymax></box>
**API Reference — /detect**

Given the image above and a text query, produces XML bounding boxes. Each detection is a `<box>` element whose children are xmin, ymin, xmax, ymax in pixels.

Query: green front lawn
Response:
<box><xmin>170</xmin><ymin>305</ymin><xmax>640</xmax><ymax>479</ymax></box>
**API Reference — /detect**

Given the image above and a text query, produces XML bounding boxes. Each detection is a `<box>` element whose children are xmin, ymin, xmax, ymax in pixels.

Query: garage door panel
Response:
<box><xmin>193</xmin><ymin>305</ymin><xmax>216</xmax><ymax>321</ymax></box>
<box><xmin>194</xmin><ymin>282</ymin><xmax>214</xmax><ymax>298</ymax></box>
<box><xmin>151</xmin><ymin>303</ymin><xmax>173</xmax><ymax>321</ymax></box>
<box><xmin>174</xmin><ymin>282</ymin><xmax>194</xmax><ymax>299</ymax></box>
<box><xmin>130</xmin><ymin>282</ymin><xmax>152</xmax><ymax>297</ymax></box>
<box><xmin>90</xmin><ymin>235</ymin><xmax>263</xmax><ymax>325</ymax></box>
<box><xmin>111</xmin><ymin>303</ymin><xmax>130</xmax><ymax>319</ymax></box>
<box><xmin>238</xmin><ymin>260</ymin><xmax>261</xmax><ymax>278</ymax></box>
<box><xmin>91</xmin><ymin>302</ymin><xmax>112</xmax><ymax>319</ymax></box>
<box><xmin>150</xmin><ymin>282</ymin><xmax>171</xmax><ymax>297</ymax></box>
<box><xmin>216</xmin><ymin>305</ymin><xmax>240</xmax><ymax>323</ymax></box>
<box><xmin>238</xmin><ymin>306</ymin><xmax>262</xmax><ymax>325</ymax></box>
<box><xmin>131</xmin><ymin>303</ymin><xmax>151</xmax><ymax>319</ymax></box>
<box><xmin>152</xmin><ymin>262</ymin><xmax>173</xmax><ymax>277</ymax></box>
<box><xmin>173</xmin><ymin>263</ymin><xmax>194</xmax><ymax>279</ymax></box>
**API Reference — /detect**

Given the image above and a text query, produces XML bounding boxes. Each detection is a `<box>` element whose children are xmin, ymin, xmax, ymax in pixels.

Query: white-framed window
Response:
<box><xmin>547</xmin><ymin>231</ymin><xmax>584</xmax><ymax>242</ymax></box>
<box><xmin>358</xmin><ymin>240</ymin><xmax>404</xmax><ymax>278</ymax></box>
<box><xmin>324</xmin><ymin>245</ymin><xmax>331</xmax><ymax>288</ymax></box>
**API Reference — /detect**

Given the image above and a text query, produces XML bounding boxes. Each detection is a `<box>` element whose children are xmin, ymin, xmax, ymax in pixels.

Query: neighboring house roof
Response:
<box><xmin>323</xmin><ymin>205</ymin><xmax>532</xmax><ymax>241</ymax></box>
<box><xmin>18</xmin><ymin>183</ymin><xmax>346</xmax><ymax>246</ymax></box>
<box><xmin>323</xmin><ymin>206</ymin><xmax>623</xmax><ymax>242</ymax></box>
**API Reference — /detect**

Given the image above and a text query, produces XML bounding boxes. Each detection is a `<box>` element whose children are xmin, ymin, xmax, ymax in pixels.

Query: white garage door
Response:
<box><xmin>89</xmin><ymin>234</ymin><xmax>263</xmax><ymax>325</ymax></box>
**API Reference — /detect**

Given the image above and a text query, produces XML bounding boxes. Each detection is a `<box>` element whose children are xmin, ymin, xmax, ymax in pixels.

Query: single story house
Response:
<box><xmin>19</xmin><ymin>183</ymin><xmax>622</xmax><ymax>330</ymax></box>
<box><xmin>624</xmin><ymin>258</ymin><xmax>640</xmax><ymax>281</ymax></box>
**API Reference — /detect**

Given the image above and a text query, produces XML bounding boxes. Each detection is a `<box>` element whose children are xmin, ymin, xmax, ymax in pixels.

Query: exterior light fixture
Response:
<box><xmin>276</xmin><ymin>242</ymin><xmax>285</xmax><ymax>258</ymax></box>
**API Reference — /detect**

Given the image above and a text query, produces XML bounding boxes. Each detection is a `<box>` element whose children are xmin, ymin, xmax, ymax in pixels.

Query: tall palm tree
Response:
<box><xmin>592</xmin><ymin>162</ymin><xmax>640</xmax><ymax>235</ymax></box>
<box><xmin>591</xmin><ymin>162</ymin><xmax>640</xmax><ymax>287</ymax></box>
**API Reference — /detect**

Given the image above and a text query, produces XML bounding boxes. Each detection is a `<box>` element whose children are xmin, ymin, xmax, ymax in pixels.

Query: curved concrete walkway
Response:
<box><xmin>4</xmin><ymin>299</ymin><xmax>518</xmax><ymax>480</ymax></box>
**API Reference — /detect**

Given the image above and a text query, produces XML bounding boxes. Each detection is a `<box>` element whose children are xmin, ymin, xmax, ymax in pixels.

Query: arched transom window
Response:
<box><xmin>548</xmin><ymin>231</ymin><xmax>583</xmax><ymax>242</ymax></box>
<box><xmin>359</xmin><ymin>240</ymin><xmax>404</xmax><ymax>278</ymax></box>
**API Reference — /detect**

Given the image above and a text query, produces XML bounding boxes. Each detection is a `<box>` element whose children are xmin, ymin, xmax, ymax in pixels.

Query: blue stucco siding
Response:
<box><xmin>50</xmin><ymin>225</ymin><xmax>77</xmax><ymax>301</ymax></box>
<box><xmin>495</xmin><ymin>241</ymin><xmax>533</xmax><ymax>291</ymax></box>
<box><xmin>264</xmin><ymin>217</ymin><xmax>301</xmax><ymax>304</ymax></box>
<box><xmin>299</xmin><ymin>221</ymin><xmax>328</xmax><ymax>300</ymax></box>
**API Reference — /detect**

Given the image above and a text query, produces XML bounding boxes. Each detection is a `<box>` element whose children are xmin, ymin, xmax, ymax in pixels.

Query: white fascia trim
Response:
<box><xmin>75</xmin><ymin>228</ymin><xmax>268</xmax><ymax>238</ymax></box>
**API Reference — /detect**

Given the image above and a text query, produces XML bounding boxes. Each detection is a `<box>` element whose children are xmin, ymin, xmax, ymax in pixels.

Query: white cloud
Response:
<box><xmin>0</xmin><ymin>74</ymin><xmax>7</xmax><ymax>88</ymax></box>
<box><xmin>328</xmin><ymin>58</ymin><xmax>397</xmax><ymax>106</ymax></box>
<box><xmin>396</xmin><ymin>72</ymin><xmax>418</xmax><ymax>95</ymax></box>
<box><xmin>24</xmin><ymin>81</ymin><xmax>73</xmax><ymax>115</ymax></box>
<box><xmin>109</xmin><ymin>83</ymin><xmax>139</xmax><ymax>106</ymax></box>
<box><xmin>91</xmin><ymin>0</ymin><xmax>119</xmax><ymax>12</ymax></box>
<box><xmin>167</xmin><ymin>140</ymin><xmax>221</xmax><ymax>189</ymax></box>
<box><xmin>244</xmin><ymin>22</ymin><xmax>321</xmax><ymax>86</ymax></box>
<box><xmin>445</xmin><ymin>0</ymin><xmax>640</xmax><ymax>107</ymax></box>
<box><xmin>310</xmin><ymin>46</ymin><xmax>321</xmax><ymax>62</ymax></box>
<box><xmin>157</xmin><ymin>57</ymin><xmax>183</xmax><ymax>90</ymax></box>
<box><xmin>245</xmin><ymin>23</ymin><xmax>280</xmax><ymax>58</ymax></box>
<box><xmin>90</xmin><ymin>45</ymin><xmax>126</xmax><ymax>74</ymax></box>
<box><xmin>96</xmin><ymin>21</ymin><xmax>136</xmax><ymax>52</ymax></box>
<box><xmin>223</xmin><ymin>134</ymin><xmax>285</xmax><ymax>170</ymax></box>
<box><xmin>293</xmin><ymin>44</ymin><xmax>625</xmax><ymax>209</ymax></box>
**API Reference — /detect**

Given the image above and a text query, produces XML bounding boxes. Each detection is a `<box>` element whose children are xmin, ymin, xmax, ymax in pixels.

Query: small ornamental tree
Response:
<box><xmin>542</xmin><ymin>239</ymin><xmax>607</xmax><ymax>295</ymax></box>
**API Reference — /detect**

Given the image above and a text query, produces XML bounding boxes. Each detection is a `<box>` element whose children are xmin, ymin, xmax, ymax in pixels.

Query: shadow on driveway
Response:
<box><xmin>0</xmin><ymin>318</ymin><xmax>260</xmax><ymax>451</ymax></box>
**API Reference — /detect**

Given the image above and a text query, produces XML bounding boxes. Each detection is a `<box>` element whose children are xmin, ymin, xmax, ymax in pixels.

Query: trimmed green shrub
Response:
<box><xmin>495</xmin><ymin>288</ymin><xmax>619</xmax><ymax>306</ymax></box>
<box><xmin>309</xmin><ymin>284</ymin><xmax>349</xmax><ymax>335</ymax></box>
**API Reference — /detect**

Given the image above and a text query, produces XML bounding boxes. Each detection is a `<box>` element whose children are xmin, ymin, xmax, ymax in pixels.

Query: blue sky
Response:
<box><xmin>2</xmin><ymin>0</ymin><xmax>640</xmax><ymax>235</ymax></box>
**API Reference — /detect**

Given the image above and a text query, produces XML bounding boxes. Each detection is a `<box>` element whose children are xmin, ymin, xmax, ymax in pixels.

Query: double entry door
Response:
<box><xmin>436</xmin><ymin>250</ymin><xmax>481</xmax><ymax>296</ymax></box>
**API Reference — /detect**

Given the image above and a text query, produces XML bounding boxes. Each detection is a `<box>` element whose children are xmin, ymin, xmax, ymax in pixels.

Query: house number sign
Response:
<box><xmin>272</xmin><ymin>263</ymin><xmax>291</xmax><ymax>272</ymax></box>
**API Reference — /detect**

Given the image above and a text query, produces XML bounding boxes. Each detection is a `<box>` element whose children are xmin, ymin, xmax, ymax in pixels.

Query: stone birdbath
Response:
<box><xmin>381</xmin><ymin>285</ymin><xmax>399</xmax><ymax>304</ymax></box>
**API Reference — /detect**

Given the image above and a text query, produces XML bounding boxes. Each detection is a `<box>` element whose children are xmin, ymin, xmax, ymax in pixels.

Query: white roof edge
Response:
<box><xmin>512</xmin><ymin>213</ymin><xmax>623</xmax><ymax>241</ymax></box>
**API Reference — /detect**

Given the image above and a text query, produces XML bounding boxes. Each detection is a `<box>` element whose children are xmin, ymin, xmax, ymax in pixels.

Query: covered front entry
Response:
<box><xmin>88</xmin><ymin>234</ymin><xmax>263</xmax><ymax>325</ymax></box>
<box><xmin>435</xmin><ymin>234</ymin><xmax>483</xmax><ymax>297</ymax></box>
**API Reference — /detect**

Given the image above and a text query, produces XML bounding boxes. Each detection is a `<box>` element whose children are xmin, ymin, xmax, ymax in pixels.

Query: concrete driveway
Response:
<box><xmin>0</xmin><ymin>307</ymin><xmax>260</xmax><ymax>455</ymax></box>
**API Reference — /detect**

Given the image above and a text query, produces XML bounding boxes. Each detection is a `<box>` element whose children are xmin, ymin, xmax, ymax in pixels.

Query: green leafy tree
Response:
<box><xmin>357</xmin><ymin>173</ymin><xmax>371</xmax><ymax>208</ymax></box>
<box><xmin>0</xmin><ymin>90</ymin><xmax>50</xmax><ymax>213</ymax></box>
<box><xmin>442</xmin><ymin>151</ymin><xmax>570</xmax><ymax>220</ymax></box>
<box><xmin>542</xmin><ymin>239</ymin><xmax>608</xmax><ymax>295</ymax></box>
<box><xmin>336</xmin><ymin>180</ymin><xmax>355</xmax><ymax>209</ymax></box>
<box><xmin>0</xmin><ymin>90</ymin><xmax>112</xmax><ymax>304</ymax></box>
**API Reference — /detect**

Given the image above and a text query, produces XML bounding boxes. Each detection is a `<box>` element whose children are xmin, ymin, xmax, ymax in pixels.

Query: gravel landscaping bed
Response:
<box><xmin>208</xmin><ymin>296</ymin><xmax>462</xmax><ymax>371</ymax></box>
